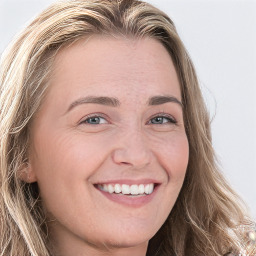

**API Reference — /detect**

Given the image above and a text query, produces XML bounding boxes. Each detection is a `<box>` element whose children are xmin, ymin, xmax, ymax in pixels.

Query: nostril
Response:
<box><xmin>120</xmin><ymin>161</ymin><xmax>131</xmax><ymax>165</ymax></box>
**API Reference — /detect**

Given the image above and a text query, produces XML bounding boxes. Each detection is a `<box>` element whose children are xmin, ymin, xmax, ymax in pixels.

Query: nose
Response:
<box><xmin>112</xmin><ymin>130</ymin><xmax>152</xmax><ymax>170</ymax></box>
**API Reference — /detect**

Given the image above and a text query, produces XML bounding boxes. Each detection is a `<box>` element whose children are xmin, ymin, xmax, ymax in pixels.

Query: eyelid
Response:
<box><xmin>78</xmin><ymin>112</ymin><xmax>110</xmax><ymax>125</ymax></box>
<box><xmin>147</xmin><ymin>112</ymin><xmax>177</xmax><ymax>124</ymax></box>
<box><xmin>78</xmin><ymin>112</ymin><xmax>177</xmax><ymax>125</ymax></box>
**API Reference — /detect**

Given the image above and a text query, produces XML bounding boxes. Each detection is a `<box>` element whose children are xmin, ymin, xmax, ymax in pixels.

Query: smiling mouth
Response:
<box><xmin>95</xmin><ymin>183</ymin><xmax>155</xmax><ymax>196</ymax></box>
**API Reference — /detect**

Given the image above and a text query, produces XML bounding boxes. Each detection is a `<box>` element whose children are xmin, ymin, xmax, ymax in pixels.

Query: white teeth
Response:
<box><xmin>114</xmin><ymin>184</ymin><xmax>122</xmax><ymax>193</ymax></box>
<box><xmin>98</xmin><ymin>183</ymin><xmax>154</xmax><ymax>195</ymax></box>
<box><xmin>138</xmin><ymin>184</ymin><xmax>145</xmax><ymax>194</ymax></box>
<box><xmin>144</xmin><ymin>184</ymin><xmax>154</xmax><ymax>194</ymax></box>
<box><xmin>102</xmin><ymin>184</ymin><xmax>108</xmax><ymax>192</ymax></box>
<box><xmin>121</xmin><ymin>184</ymin><xmax>130</xmax><ymax>194</ymax></box>
<box><xmin>108</xmin><ymin>184</ymin><xmax>114</xmax><ymax>194</ymax></box>
<box><xmin>130</xmin><ymin>185</ymin><xmax>139</xmax><ymax>195</ymax></box>
<box><xmin>149</xmin><ymin>184</ymin><xmax>154</xmax><ymax>194</ymax></box>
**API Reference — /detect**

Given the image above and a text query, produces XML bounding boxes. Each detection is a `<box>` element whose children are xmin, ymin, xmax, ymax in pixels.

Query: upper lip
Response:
<box><xmin>93</xmin><ymin>179</ymin><xmax>161</xmax><ymax>185</ymax></box>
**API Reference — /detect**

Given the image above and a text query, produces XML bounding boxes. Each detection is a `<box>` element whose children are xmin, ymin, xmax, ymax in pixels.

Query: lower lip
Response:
<box><xmin>95</xmin><ymin>185</ymin><xmax>159</xmax><ymax>207</ymax></box>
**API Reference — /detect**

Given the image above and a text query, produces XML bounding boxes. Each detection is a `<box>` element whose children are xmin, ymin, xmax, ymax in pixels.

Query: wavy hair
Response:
<box><xmin>0</xmin><ymin>0</ymin><xmax>254</xmax><ymax>255</ymax></box>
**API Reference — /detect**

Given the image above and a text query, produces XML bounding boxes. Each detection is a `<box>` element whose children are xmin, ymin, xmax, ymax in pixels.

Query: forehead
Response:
<box><xmin>46</xmin><ymin>36</ymin><xmax>181</xmax><ymax>108</ymax></box>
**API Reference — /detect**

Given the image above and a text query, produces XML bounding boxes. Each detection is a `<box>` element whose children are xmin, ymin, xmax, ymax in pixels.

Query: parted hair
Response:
<box><xmin>0</xmin><ymin>0</ymin><xmax>254</xmax><ymax>255</ymax></box>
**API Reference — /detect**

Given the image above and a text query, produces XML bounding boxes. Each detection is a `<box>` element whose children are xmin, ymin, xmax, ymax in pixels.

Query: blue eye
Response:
<box><xmin>81</xmin><ymin>116</ymin><xmax>108</xmax><ymax>125</ymax></box>
<box><xmin>149</xmin><ymin>115</ymin><xmax>176</xmax><ymax>125</ymax></box>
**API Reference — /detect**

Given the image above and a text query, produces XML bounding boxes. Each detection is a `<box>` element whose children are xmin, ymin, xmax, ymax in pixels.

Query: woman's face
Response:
<box><xmin>28</xmin><ymin>36</ymin><xmax>189</xmax><ymax>254</ymax></box>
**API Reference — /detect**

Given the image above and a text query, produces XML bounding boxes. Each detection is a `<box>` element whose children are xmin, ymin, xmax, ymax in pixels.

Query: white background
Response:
<box><xmin>0</xmin><ymin>0</ymin><xmax>255</xmax><ymax>219</ymax></box>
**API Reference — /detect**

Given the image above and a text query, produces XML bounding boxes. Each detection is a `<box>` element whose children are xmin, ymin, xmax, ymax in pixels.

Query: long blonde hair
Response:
<box><xmin>0</xmin><ymin>0</ymin><xmax>254</xmax><ymax>255</ymax></box>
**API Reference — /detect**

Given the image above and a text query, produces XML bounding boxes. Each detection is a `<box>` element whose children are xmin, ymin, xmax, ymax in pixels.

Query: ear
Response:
<box><xmin>18</xmin><ymin>162</ymin><xmax>37</xmax><ymax>183</ymax></box>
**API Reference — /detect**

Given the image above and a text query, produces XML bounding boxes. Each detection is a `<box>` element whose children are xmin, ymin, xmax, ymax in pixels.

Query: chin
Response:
<box><xmin>96</xmin><ymin>227</ymin><xmax>154</xmax><ymax>249</ymax></box>
<box><xmin>96</xmin><ymin>237</ymin><xmax>148</xmax><ymax>253</ymax></box>
<box><xmin>95</xmin><ymin>214</ymin><xmax>161</xmax><ymax>246</ymax></box>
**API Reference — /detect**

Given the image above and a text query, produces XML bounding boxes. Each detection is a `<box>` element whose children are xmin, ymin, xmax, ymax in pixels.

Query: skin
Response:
<box><xmin>27</xmin><ymin>36</ymin><xmax>189</xmax><ymax>256</ymax></box>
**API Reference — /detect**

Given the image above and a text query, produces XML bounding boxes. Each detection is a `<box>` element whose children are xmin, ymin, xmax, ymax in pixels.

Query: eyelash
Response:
<box><xmin>79</xmin><ymin>112</ymin><xmax>177</xmax><ymax>125</ymax></box>
<box><xmin>79</xmin><ymin>113</ymin><xmax>108</xmax><ymax>125</ymax></box>
<box><xmin>147</xmin><ymin>113</ymin><xmax>177</xmax><ymax>125</ymax></box>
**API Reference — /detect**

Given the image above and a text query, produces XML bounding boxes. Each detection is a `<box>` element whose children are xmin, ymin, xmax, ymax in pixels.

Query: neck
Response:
<box><xmin>51</xmin><ymin>240</ymin><xmax>148</xmax><ymax>256</ymax></box>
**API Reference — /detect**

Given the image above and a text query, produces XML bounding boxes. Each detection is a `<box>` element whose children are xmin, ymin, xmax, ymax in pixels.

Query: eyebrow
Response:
<box><xmin>67</xmin><ymin>96</ymin><xmax>120</xmax><ymax>112</ymax></box>
<box><xmin>148</xmin><ymin>95</ymin><xmax>183</xmax><ymax>107</ymax></box>
<box><xmin>66</xmin><ymin>95</ymin><xmax>182</xmax><ymax>113</ymax></box>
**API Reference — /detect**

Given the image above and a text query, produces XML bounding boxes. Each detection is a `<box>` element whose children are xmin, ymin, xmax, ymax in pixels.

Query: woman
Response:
<box><xmin>0</xmin><ymin>0</ymin><xmax>255</xmax><ymax>255</ymax></box>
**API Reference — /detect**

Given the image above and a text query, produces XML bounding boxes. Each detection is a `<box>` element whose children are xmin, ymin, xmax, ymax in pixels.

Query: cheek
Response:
<box><xmin>30</xmin><ymin>131</ymin><xmax>111</xmax><ymax>199</ymax></box>
<box><xmin>153</xmin><ymin>132</ymin><xmax>189</xmax><ymax>180</ymax></box>
<box><xmin>33</xmin><ymin>130</ymin><xmax>109</xmax><ymax>172</ymax></box>
<box><xmin>30</xmin><ymin>132</ymin><xmax>115</xmax><ymax>228</ymax></box>
<box><xmin>148</xmin><ymin>132</ymin><xmax>188</xmax><ymax>224</ymax></box>
<box><xmin>163</xmin><ymin>134</ymin><xmax>189</xmax><ymax>202</ymax></box>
